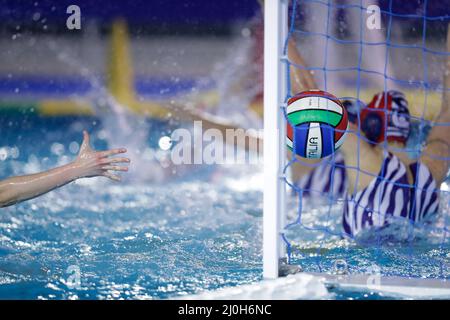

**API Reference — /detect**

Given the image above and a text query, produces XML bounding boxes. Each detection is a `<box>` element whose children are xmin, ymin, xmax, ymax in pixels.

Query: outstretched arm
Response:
<box><xmin>419</xmin><ymin>23</ymin><xmax>450</xmax><ymax>184</ymax></box>
<box><xmin>0</xmin><ymin>131</ymin><xmax>130</xmax><ymax>208</ymax></box>
<box><xmin>288</xmin><ymin>37</ymin><xmax>318</xmax><ymax>93</ymax></box>
<box><xmin>171</xmin><ymin>108</ymin><xmax>262</xmax><ymax>153</ymax></box>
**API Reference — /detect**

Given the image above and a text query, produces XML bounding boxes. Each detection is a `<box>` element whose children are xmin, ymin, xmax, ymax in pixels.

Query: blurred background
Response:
<box><xmin>0</xmin><ymin>0</ymin><xmax>258</xmax><ymax>107</ymax></box>
<box><xmin>0</xmin><ymin>0</ymin><xmax>448</xmax><ymax>122</ymax></box>
<box><xmin>1</xmin><ymin>0</ymin><xmax>448</xmax><ymax>170</ymax></box>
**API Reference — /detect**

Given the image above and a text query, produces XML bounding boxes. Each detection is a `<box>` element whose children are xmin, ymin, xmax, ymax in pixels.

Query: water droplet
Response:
<box><xmin>10</xmin><ymin>146</ymin><xmax>19</xmax><ymax>159</ymax></box>
<box><xmin>32</xmin><ymin>12</ymin><xmax>41</xmax><ymax>21</ymax></box>
<box><xmin>0</xmin><ymin>148</ymin><xmax>8</xmax><ymax>161</ymax></box>
<box><xmin>50</xmin><ymin>143</ymin><xmax>65</xmax><ymax>156</ymax></box>
<box><xmin>69</xmin><ymin>141</ymin><xmax>80</xmax><ymax>154</ymax></box>
<box><xmin>158</xmin><ymin>136</ymin><xmax>172</xmax><ymax>150</ymax></box>
<box><xmin>241</xmin><ymin>27</ymin><xmax>251</xmax><ymax>38</ymax></box>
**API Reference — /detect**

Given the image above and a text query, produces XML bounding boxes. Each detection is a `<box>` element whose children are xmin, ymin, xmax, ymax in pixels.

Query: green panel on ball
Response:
<box><xmin>287</xmin><ymin>110</ymin><xmax>342</xmax><ymax>127</ymax></box>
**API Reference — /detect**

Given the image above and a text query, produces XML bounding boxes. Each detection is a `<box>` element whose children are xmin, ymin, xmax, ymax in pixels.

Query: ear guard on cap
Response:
<box><xmin>360</xmin><ymin>91</ymin><xmax>410</xmax><ymax>145</ymax></box>
<box><xmin>361</xmin><ymin>111</ymin><xmax>384</xmax><ymax>143</ymax></box>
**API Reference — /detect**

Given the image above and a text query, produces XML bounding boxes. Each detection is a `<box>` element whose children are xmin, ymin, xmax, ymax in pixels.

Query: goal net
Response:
<box><xmin>264</xmin><ymin>0</ymin><xmax>450</xmax><ymax>287</ymax></box>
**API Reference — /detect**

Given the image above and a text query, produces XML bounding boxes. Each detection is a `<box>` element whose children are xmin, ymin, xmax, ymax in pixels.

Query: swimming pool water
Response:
<box><xmin>0</xmin><ymin>114</ymin><xmax>264</xmax><ymax>299</ymax></box>
<box><xmin>0</xmin><ymin>114</ymin><xmax>448</xmax><ymax>299</ymax></box>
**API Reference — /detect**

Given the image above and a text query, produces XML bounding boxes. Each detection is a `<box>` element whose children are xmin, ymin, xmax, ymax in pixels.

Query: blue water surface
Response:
<box><xmin>0</xmin><ymin>114</ymin><xmax>448</xmax><ymax>300</ymax></box>
<box><xmin>0</xmin><ymin>114</ymin><xmax>263</xmax><ymax>299</ymax></box>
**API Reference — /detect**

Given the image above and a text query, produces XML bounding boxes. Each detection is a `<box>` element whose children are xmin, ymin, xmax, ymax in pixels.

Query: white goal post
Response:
<box><xmin>263</xmin><ymin>0</ymin><xmax>289</xmax><ymax>279</ymax></box>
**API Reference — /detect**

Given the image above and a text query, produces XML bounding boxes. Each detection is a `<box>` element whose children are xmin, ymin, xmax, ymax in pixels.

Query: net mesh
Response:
<box><xmin>282</xmin><ymin>0</ymin><xmax>450</xmax><ymax>279</ymax></box>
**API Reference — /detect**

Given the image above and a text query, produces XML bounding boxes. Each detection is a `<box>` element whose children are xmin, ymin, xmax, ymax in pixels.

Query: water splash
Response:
<box><xmin>47</xmin><ymin>35</ymin><xmax>167</xmax><ymax>183</ymax></box>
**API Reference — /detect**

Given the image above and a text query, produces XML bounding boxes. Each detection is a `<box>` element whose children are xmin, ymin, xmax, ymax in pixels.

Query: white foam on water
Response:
<box><xmin>178</xmin><ymin>273</ymin><xmax>330</xmax><ymax>300</ymax></box>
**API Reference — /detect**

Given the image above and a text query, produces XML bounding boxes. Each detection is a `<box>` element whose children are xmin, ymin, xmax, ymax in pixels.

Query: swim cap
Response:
<box><xmin>360</xmin><ymin>90</ymin><xmax>410</xmax><ymax>144</ymax></box>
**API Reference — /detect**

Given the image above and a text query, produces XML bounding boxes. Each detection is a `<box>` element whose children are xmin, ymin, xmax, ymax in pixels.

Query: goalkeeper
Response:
<box><xmin>288</xmin><ymin>27</ymin><xmax>450</xmax><ymax>237</ymax></box>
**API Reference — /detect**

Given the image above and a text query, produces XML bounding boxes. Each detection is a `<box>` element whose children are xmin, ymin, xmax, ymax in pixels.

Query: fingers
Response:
<box><xmin>80</xmin><ymin>132</ymin><xmax>127</xmax><ymax>158</ymax></box>
<box><xmin>98</xmin><ymin>148</ymin><xmax>127</xmax><ymax>158</ymax></box>
<box><xmin>101</xmin><ymin>163</ymin><xmax>129</xmax><ymax>182</ymax></box>
<box><xmin>100</xmin><ymin>157</ymin><xmax>130</xmax><ymax>164</ymax></box>
<box><xmin>101</xmin><ymin>165</ymin><xmax>129</xmax><ymax>172</ymax></box>
<box><xmin>80</xmin><ymin>130</ymin><xmax>91</xmax><ymax>150</ymax></box>
<box><xmin>102</xmin><ymin>171</ymin><xmax>121</xmax><ymax>182</ymax></box>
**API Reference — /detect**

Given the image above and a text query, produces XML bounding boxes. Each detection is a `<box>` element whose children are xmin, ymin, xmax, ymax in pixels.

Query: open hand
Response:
<box><xmin>74</xmin><ymin>131</ymin><xmax>130</xmax><ymax>181</ymax></box>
